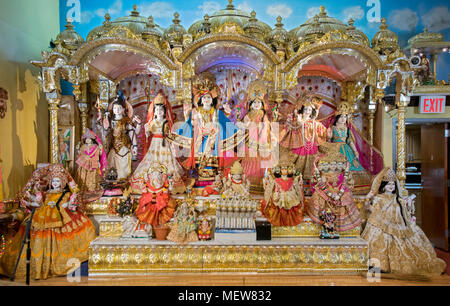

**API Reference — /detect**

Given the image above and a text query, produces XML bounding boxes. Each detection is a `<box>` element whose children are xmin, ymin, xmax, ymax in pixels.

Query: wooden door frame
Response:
<box><xmin>392</xmin><ymin>118</ymin><xmax>450</xmax><ymax>171</ymax></box>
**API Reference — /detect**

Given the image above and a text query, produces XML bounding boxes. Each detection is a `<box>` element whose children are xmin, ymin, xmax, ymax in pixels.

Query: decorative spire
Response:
<box><xmin>319</xmin><ymin>5</ymin><xmax>327</xmax><ymax>17</ymax></box>
<box><xmin>227</xmin><ymin>0</ymin><xmax>235</xmax><ymax>10</ymax></box>
<box><xmin>147</xmin><ymin>16</ymin><xmax>155</xmax><ymax>28</ymax></box>
<box><xmin>379</xmin><ymin>17</ymin><xmax>388</xmax><ymax>30</ymax></box>
<box><xmin>65</xmin><ymin>18</ymin><xmax>74</xmax><ymax>30</ymax></box>
<box><xmin>173</xmin><ymin>12</ymin><xmax>181</xmax><ymax>24</ymax></box>
<box><xmin>348</xmin><ymin>18</ymin><xmax>355</xmax><ymax>29</ymax></box>
<box><xmin>250</xmin><ymin>10</ymin><xmax>257</xmax><ymax>22</ymax></box>
<box><xmin>276</xmin><ymin>16</ymin><xmax>284</xmax><ymax>28</ymax></box>
<box><xmin>131</xmin><ymin>4</ymin><xmax>139</xmax><ymax>16</ymax></box>
<box><xmin>104</xmin><ymin>13</ymin><xmax>111</xmax><ymax>26</ymax></box>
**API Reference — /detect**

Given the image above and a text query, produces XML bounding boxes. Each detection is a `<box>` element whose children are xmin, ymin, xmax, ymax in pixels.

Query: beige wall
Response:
<box><xmin>382</xmin><ymin>105</ymin><xmax>450</xmax><ymax>168</ymax></box>
<box><xmin>0</xmin><ymin>0</ymin><xmax>60</xmax><ymax>198</ymax></box>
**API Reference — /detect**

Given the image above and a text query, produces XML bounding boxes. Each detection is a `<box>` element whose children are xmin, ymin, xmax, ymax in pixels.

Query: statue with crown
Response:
<box><xmin>130</xmin><ymin>92</ymin><xmax>186</xmax><ymax>195</ymax></box>
<box><xmin>325</xmin><ymin>101</ymin><xmax>372</xmax><ymax>194</ymax></box>
<box><xmin>169</xmin><ymin>73</ymin><xmax>245</xmax><ymax>195</ymax></box>
<box><xmin>96</xmin><ymin>90</ymin><xmax>141</xmax><ymax>181</ymax></box>
<box><xmin>307</xmin><ymin>143</ymin><xmax>363</xmax><ymax>235</ymax></box>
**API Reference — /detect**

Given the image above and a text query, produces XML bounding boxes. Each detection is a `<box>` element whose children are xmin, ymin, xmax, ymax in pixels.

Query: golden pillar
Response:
<box><xmin>396</xmin><ymin>93</ymin><xmax>410</xmax><ymax>195</ymax></box>
<box><xmin>46</xmin><ymin>92</ymin><xmax>60</xmax><ymax>164</ymax></box>
<box><xmin>75</xmin><ymin>83</ymin><xmax>89</xmax><ymax>134</ymax></box>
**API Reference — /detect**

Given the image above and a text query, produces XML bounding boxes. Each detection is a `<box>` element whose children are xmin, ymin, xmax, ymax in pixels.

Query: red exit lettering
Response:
<box><xmin>421</xmin><ymin>97</ymin><xmax>445</xmax><ymax>113</ymax></box>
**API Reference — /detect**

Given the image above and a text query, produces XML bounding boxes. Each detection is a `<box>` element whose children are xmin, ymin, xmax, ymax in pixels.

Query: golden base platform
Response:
<box><xmin>88</xmin><ymin>237</ymin><xmax>368</xmax><ymax>275</ymax></box>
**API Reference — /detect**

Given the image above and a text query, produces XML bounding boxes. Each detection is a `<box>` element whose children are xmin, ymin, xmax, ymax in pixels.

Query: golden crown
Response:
<box><xmin>248</xmin><ymin>80</ymin><xmax>267</xmax><ymax>101</ymax></box>
<box><xmin>148</xmin><ymin>162</ymin><xmax>168</xmax><ymax>174</ymax></box>
<box><xmin>382</xmin><ymin>168</ymin><xmax>397</xmax><ymax>182</ymax></box>
<box><xmin>336</xmin><ymin>101</ymin><xmax>353</xmax><ymax>116</ymax></box>
<box><xmin>317</xmin><ymin>143</ymin><xmax>347</xmax><ymax>164</ymax></box>
<box><xmin>230</xmin><ymin>161</ymin><xmax>243</xmax><ymax>175</ymax></box>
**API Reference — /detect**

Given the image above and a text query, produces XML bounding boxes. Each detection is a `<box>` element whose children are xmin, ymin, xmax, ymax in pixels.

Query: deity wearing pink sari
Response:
<box><xmin>239</xmin><ymin>80</ymin><xmax>276</xmax><ymax>192</ymax></box>
<box><xmin>75</xmin><ymin>129</ymin><xmax>107</xmax><ymax>192</ymax></box>
<box><xmin>279</xmin><ymin>95</ymin><xmax>327</xmax><ymax>181</ymax></box>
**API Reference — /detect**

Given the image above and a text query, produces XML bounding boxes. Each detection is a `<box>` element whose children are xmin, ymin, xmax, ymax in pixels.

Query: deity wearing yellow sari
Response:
<box><xmin>0</xmin><ymin>164</ymin><xmax>96</xmax><ymax>280</ymax></box>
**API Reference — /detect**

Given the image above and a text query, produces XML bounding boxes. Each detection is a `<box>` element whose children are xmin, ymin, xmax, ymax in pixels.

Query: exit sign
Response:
<box><xmin>419</xmin><ymin>96</ymin><xmax>446</xmax><ymax>114</ymax></box>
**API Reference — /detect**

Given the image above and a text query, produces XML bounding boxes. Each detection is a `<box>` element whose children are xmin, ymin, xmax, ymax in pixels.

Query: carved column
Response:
<box><xmin>76</xmin><ymin>83</ymin><xmax>89</xmax><ymax>134</ymax></box>
<box><xmin>46</xmin><ymin>91</ymin><xmax>60</xmax><ymax>164</ymax></box>
<box><xmin>396</xmin><ymin>93</ymin><xmax>410</xmax><ymax>195</ymax></box>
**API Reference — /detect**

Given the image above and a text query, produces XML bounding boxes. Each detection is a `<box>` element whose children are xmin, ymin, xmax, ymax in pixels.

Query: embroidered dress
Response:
<box><xmin>361</xmin><ymin>193</ymin><xmax>446</xmax><ymax>275</ymax></box>
<box><xmin>130</xmin><ymin>120</ymin><xmax>185</xmax><ymax>194</ymax></box>
<box><xmin>280</xmin><ymin>119</ymin><xmax>327</xmax><ymax>180</ymax></box>
<box><xmin>0</xmin><ymin>191</ymin><xmax>96</xmax><ymax>280</ymax></box>
<box><xmin>134</xmin><ymin>180</ymin><xmax>177</xmax><ymax>227</ymax></box>
<box><xmin>308</xmin><ymin>172</ymin><xmax>362</xmax><ymax>232</ymax></box>
<box><xmin>261</xmin><ymin>176</ymin><xmax>304</xmax><ymax>226</ymax></box>
<box><xmin>107</xmin><ymin>118</ymin><xmax>133</xmax><ymax>180</ymax></box>
<box><xmin>241</xmin><ymin>110</ymin><xmax>274</xmax><ymax>192</ymax></box>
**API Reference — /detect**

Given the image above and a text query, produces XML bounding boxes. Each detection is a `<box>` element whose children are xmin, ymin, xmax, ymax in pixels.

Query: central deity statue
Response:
<box><xmin>170</xmin><ymin>74</ymin><xmax>245</xmax><ymax>192</ymax></box>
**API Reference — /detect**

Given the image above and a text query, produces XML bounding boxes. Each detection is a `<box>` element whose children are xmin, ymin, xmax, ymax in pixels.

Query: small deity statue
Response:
<box><xmin>202</xmin><ymin>172</ymin><xmax>223</xmax><ymax>197</ymax></box>
<box><xmin>222</xmin><ymin>161</ymin><xmax>250</xmax><ymax>199</ymax></box>
<box><xmin>361</xmin><ymin>168</ymin><xmax>446</xmax><ymax>275</ymax></box>
<box><xmin>97</xmin><ymin>90</ymin><xmax>141</xmax><ymax>180</ymax></box>
<box><xmin>319</xmin><ymin>209</ymin><xmax>339</xmax><ymax>239</ymax></box>
<box><xmin>134</xmin><ymin>163</ymin><xmax>177</xmax><ymax>237</ymax></box>
<box><xmin>327</xmin><ymin>102</ymin><xmax>371</xmax><ymax>191</ymax></box>
<box><xmin>170</xmin><ymin>74</ymin><xmax>244</xmax><ymax>193</ymax></box>
<box><xmin>0</xmin><ymin>164</ymin><xmax>96</xmax><ymax>280</ymax></box>
<box><xmin>308</xmin><ymin>143</ymin><xmax>362</xmax><ymax>233</ymax></box>
<box><xmin>130</xmin><ymin>93</ymin><xmax>185</xmax><ymax>194</ymax></box>
<box><xmin>260</xmin><ymin>157</ymin><xmax>304</xmax><ymax>226</ymax></box>
<box><xmin>197</xmin><ymin>216</ymin><xmax>212</xmax><ymax>241</ymax></box>
<box><xmin>279</xmin><ymin>93</ymin><xmax>327</xmax><ymax>181</ymax></box>
<box><xmin>75</xmin><ymin>129</ymin><xmax>107</xmax><ymax>192</ymax></box>
<box><xmin>166</xmin><ymin>198</ymin><xmax>198</xmax><ymax>244</ymax></box>
<box><xmin>238</xmin><ymin>80</ymin><xmax>276</xmax><ymax>192</ymax></box>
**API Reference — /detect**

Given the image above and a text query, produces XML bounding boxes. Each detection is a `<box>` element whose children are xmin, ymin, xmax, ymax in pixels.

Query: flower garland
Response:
<box><xmin>313</xmin><ymin>167</ymin><xmax>350</xmax><ymax>202</ymax></box>
<box><xmin>0</xmin><ymin>234</ymin><xmax>5</xmax><ymax>258</ymax></box>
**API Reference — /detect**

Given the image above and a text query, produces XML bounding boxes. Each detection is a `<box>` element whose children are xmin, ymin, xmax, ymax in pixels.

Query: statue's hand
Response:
<box><xmin>132</xmin><ymin>146</ymin><xmax>138</xmax><ymax>158</ymax></box>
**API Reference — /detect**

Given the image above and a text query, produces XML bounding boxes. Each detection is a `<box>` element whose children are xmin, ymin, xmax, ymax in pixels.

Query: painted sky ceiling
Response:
<box><xmin>59</xmin><ymin>0</ymin><xmax>450</xmax><ymax>81</ymax></box>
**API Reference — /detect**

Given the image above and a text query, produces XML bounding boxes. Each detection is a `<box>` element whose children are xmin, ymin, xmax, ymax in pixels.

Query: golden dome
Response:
<box><xmin>142</xmin><ymin>16</ymin><xmax>164</xmax><ymax>45</ymax></box>
<box><xmin>164</xmin><ymin>12</ymin><xmax>187</xmax><ymax>45</ymax></box>
<box><xmin>188</xmin><ymin>0</ymin><xmax>254</xmax><ymax>37</ymax></box>
<box><xmin>86</xmin><ymin>14</ymin><xmax>113</xmax><ymax>41</ymax></box>
<box><xmin>110</xmin><ymin>4</ymin><xmax>149</xmax><ymax>35</ymax></box>
<box><xmin>56</xmin><ymin>19</ymin><xmax>84</xmax><ymax>51</ymax></box>
<box><xmin>243</xmin><ymin>11</ymin><xmax>272</xmax><ymax>41</ymax></box>
<box><xmin>371</xmin><ymin>18</ymin><xmax>399</xmax><ymax>53</ymax></box>
<box><xmin>291</xmin><ymin>6</ymin><xmax>348</xmax><ymax>48</ymax></box>
<box><xmin>407</xmin><ymin>27</ymin><xmax>444</xmax><ymax>47</ymax></box>
<box><xmin>346</xmin><ymin>19</ymin><xmax>370</xmax><ymax>47</ymax></box>
<box><xmin>267</xmin><ymin>16</ymin><xmax>289</xmax><ymax>49</ymax></box>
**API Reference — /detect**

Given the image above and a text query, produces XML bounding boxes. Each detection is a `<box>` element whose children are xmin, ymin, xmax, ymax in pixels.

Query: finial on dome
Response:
<box><xmin>227</xmin><ymin>0</ymin><xmax>235</xmax><ymax>10</ymax></box>
<box><xmin>131</xmin><ymin>4</ymin><xmax>139</xmax><ymax>16</ymax></box>
<box><xmin>319</xmin><ymin>5</ymin><xmax>327</xmax><ymax>16</ymax></box>
<box><xmin>380</xmin><ymin>17</ymin><xmax>388</xmax><ymax>30</ymax></box>
<box><xmin>348</xmin><ymin>18</ymin><xmax>355</xmax><ymax>27</ymax></box>
<box><xmin>173</xmin><ymin>12</ymin><xmax>181</xmax><ymax>24</ymax></box>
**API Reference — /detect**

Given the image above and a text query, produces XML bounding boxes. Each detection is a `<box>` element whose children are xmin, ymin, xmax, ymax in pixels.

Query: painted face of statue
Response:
<box><xmin>384</xmin><ymin>181</ymin><xmax>396</xmax><ymax>193</ymax></box>
<box><xmin>338</xmin><ymin>114</ymin><xmax>348</xmax><ymax>125</ymax></box>
<box><xmin>232</xmin><ymin>173</ymin><xmax>242</xmax><ymax>182</ymax></box>
<box><xmin>113</xmin><ymin>104</ymin><xmax>125</xmax><ymax>119</ymax></box>
<box><xmin>154</xmin><ymin>105</ymin><xmax>165</xmax><ymax>121</ymax></box>
<box><xmin>150</xmin><ymin>171</ymin><xmax>164</xmax><ymax>186</ymax></box>
<box><xmin>201</xmin><ymin>94</ymin><xmax>213</xmax><ymax>111</ymax></box>
<box><xmin>51</xmin><ymin>177</ymin><xmax>62</xmax><ymax>191</ymax></box>
<box><xmin>302</xmin><ymin>106</ymin><xmax>313</xmax><ymax>119</ymax></box>
<box><xmin>252</xmin><ymin>99</ymin><xmax>263</xmax><ymax>111</ymax></box>
<box><xmin>86</xmin><ymin>138</ymin><xmax>92</xmax><ymax>145</ymax></box>
<box><xmin>281</xmin><ymin>167</ymin><xmax>289</xmax><ymax>177</ymax></box>
<box><xmin>329</xmin><ymin>162</ymin><xmax>338</xmax><ymax>173</ymax></box>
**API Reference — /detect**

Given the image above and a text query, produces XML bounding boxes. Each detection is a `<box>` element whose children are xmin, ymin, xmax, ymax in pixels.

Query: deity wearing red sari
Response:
<box><xmin>134</xmin><ymin>163</ymin><xmax>177</xmax><ymax>231</ymax></box>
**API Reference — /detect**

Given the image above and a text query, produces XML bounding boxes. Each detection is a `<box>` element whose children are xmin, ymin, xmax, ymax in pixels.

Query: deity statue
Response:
<box><xmin>97</xmin><ymin>91</ymin><xmax>141</xmax><ymax>180</ymax></box>
<box><xmin>361</xmin><ymin>168</ymin><xmax>446</xmax><ymax>275</ymax></box>
<box><xmin>319</xmin><ymin>209</ymin><xmax>339</xmax><ymax>239</ymax></box>
<box><xmin>75</xmin><ymin>128</ymin><xmax>107</xmax><ymax>193</ymax></box>
<box><xmin>169</xmin><ymin>74</ymin><xmax>244</xmax><ymax>194</ymax></box>
<box><xmin>166</xmin><ymin>198</ymin><xmax>198</xmax><ymax>244</ymax></box>
<box><xmin>238</xmin><ymin>80</ymin><xmax>276</xmax><ymax>192</ymax></box>
<box><xmin>260</xmin><ymin>157</ymin><xmax>304</xmax><ymax>226</ymax></box>
<box><xmin>197</xmin><ymin>216</ymin><xmax>212</xmax><ymax>241</ymax></box>
<box><xmin>222</xmin><ymin>161</ymin><xmax>251</xmax><ymax>199</ymax></box>
<box><xmin>130</xmin><ymin>93</ymin><xmax>186</xmax><ymax>194</ymax></box>
<box><xmin>134</xmin><ymin>163</ymin><xmax>177</xmax><ymax>237</ymax></box>
<box><xmin>0</xmin><ymin>164</ymin><xmax>96</xmax><ymax>280</ymax></box>
<box><xmin>308</xmin><ymin>143</ymin><xmax>362</xmax><ymax>233</ymax></box>
<box><xmin>279</xmin><ymin>93</ymin><xmax>327</xmax><ymax>181</ymax></box>
<box><xmin>327</xmin><ymin>102</ymin><xmax>371</xmax><ymax>191</ymax></box>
